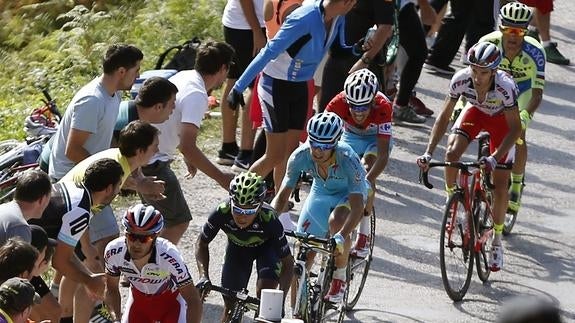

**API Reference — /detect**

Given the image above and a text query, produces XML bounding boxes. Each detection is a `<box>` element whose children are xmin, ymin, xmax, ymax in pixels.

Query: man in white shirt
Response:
<box><xmin>143</xmin><ymin>41</ymin><xmax>236</xmax><ymax>245</ymax></box>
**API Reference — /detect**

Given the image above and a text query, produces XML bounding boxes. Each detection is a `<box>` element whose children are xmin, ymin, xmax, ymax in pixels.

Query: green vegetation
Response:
<box><xmin>0</xmin><ymin>0</ymin><xmax>225</xmax><ymax>140</ymax></box>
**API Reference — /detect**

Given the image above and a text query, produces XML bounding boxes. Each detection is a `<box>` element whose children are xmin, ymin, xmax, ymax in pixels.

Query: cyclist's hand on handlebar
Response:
<box><xmin>196</xmin><ymin>277</ymin><xmax>211</xmax><ymax>301</ymax></box>
<box><xmin>227</xmin><ymin>89</ymin><xmax>245</xmax><ymax>111</ymax></box>
<box><xmin>520</xmin><ymin>109</ymin><xmax>532</xmax><ymax>130</ymax></box>
<box><xmin>417</xmin><ymin>153</ymin><xmax>432</xmax><ymax>171</ymax></box>
<box><xmin>332</xmin><ymin>232</ymin><xmax>345</xmax><ymax>255</ymax></box>
<box><xmin>479</xmin><ymin>155</ymin><xmax>497</xmax><ymax>172</ymax></box>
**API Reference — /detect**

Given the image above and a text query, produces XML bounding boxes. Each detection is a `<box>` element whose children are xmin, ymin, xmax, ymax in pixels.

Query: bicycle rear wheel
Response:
<box><xmin>473</xmin><ymin>193</ymin><xmax>492</xmax><ymax>282</ymax></box>
<box><xmin>440</xmin><ymin>193</ymin><xmax>474</xmax><ymax>302</ymax></box>
<box><xmin>345</xmin><ymin>208</ymin><xmax>376</xmax><ymax>310</ymax></box>
<box><xmin>503</xmin><ymin>181</ymin><xmax>523</xmax><ymax>236</ymax></box>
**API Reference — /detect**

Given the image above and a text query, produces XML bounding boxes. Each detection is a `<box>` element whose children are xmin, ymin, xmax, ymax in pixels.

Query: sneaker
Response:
<box><xmin>393</xmin><ymin>105</ymin><xmax>426</xmax><ymax>124</ymax></box>
<box><xmin>423</xmin><ymin>60</ymin><xmax>456</xmax><ymax>75</ymax></box>
<box><xmin>231</xmin><ymin>156</ymin><xmax>251</xmax><ymax>173</ymax></box>
<box><xmin>545</xmin><ymin>43</ymin><xmax>570</xmax><ymax>65</ymax></box>
<box><xmin>323</xmin><ymin>279</ymin><xmax>347</xmax><ymax>303</ymax></box>
<box><xmin>350</xmin><ymin>233</ymin><xmax>370</xmax><ymax>258</ymax></box>
<box><xmin>216</xmin><ymin>147</ymin><xmax>238</xmax><ymax>166</ymax></box>
<box><xmin>409</xmin><ymin>92</ymin><xmax>433</xmax><ymax>116</ymax></box>
<box><xmin>489</xmin><ymin>245</ymin><xmax>503</xmax><ymax>272</ymax></box>
<box><xmin>89</xmin><ymin>304</ymin><xmax>114</xmax><ymax>323</ymax></box>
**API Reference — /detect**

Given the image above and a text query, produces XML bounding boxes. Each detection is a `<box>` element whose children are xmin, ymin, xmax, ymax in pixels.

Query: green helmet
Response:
<box><xmin>229</xmin><ymin>172</ymin><xmax>266</xmax><ymax>205</ymax></box>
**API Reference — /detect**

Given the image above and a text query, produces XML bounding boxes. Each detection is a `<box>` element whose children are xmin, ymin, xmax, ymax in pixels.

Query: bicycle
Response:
<box><xmin>285</xmin><ymin>230</ymin><xmax>345</xmax><ymax>323</ymax></box>
<box><xmin>345</xmin><ymin>207</ymin><xmax>376</xmax><ymax>311</ymax></box>
<box><xmin>196</xmin><ymin>279</ymin><xmax>263</xmax><ymax>323</ymax></box>
<box><xmin>504</xmin><ymin>176</ymin><xmax>524</xmax><ymax>236</ymax></box>
<box><xmin>420</xmin><ymin>159</ymin><xmax>500</xmax><ymax>302</ymax></box>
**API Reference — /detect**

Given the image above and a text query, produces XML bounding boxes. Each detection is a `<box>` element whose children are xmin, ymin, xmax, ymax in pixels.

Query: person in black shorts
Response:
<box><xmin>195</xmin><ymin>172</ymin><xmax>293</xmax><ymax>322</ymax></box>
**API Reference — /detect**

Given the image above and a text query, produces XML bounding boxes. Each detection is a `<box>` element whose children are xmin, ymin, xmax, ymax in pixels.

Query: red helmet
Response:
<box><xmin>122</xmin><ymin>204</ymin><xmax>164</xmax><ymax>235</ymax></box>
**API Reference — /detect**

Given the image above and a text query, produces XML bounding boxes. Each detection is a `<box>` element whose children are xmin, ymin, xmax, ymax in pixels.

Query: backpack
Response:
<box><xmin>155</xmin><ymin>37</ymin><xmax>202</xmax><ymax>71</ymax></box>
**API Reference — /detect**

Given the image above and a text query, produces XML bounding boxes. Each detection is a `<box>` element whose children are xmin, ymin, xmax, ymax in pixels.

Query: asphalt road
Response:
<box><xmin>145</xmin><ymin>3</ymin><xmax>575</xmax><ymax>322</ymax></box>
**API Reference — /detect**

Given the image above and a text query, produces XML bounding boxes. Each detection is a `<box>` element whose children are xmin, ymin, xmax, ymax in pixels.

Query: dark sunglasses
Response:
<box><xmin>231</xmin><ymin>200</ymin><xmax>260</xmax><ymax>216</ymax></box>
<box><xmin>309</xmin><ymin>140</ymin><xmax>336</xmax><ymax>151</ymax></box>
<box><xmin>126</xmin><ymin>233</ymin><xmax>155</xmax><ymax>243</ymax></box>
<box><xmin>499</xmin><ymin>26</ymin><xmax>526</xmax><ymax>37</ymax></box>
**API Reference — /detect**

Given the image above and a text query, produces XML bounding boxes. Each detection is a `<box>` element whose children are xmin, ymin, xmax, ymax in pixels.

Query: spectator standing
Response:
<box><xmin>217</xmin><ymin>0</ymin><xmax>267</xmax><ymax>171</ymax></box>
<box><xmin>144</xmin><ymin>41</ymin><xmax>236</xmax><ymax>245</ymax></box>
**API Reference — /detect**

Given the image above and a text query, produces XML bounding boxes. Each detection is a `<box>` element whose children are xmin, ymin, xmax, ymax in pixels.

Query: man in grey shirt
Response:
<box><xmin>48</xmin><ymin>44</ymin><xmax>144</xmax><ymax>180</ymax></box>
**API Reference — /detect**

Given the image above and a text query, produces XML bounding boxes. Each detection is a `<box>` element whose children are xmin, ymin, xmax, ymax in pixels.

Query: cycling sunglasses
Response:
<box><xmin>231</xmin><ymin>201</ymin><xmax>260</xmax><ymax>216</ymax></box>
<box><xmin>349</xmin><ymin>104</ymin><xmax>371</xmax><ymax>112</ymax></box>
<box><xmin>126</xmin><ymin>232</ymin><xmax>155</xmax><ymax>243</ymax></box>
<box><xmin>309</xmin><ymin>140</ymin><xmax>337</xmax><ymax>151</ymax></box>
<box><xmin>499</xmin><ymin>26</ymin><xmax>527</xmax><ymax>37</ymax></box>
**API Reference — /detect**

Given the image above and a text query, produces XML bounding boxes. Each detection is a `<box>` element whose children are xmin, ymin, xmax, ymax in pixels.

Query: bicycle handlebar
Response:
<box><xmin>419</xmin><ymin>161</ymin><xmax>497</xmax><ymax>190</ymax></box>
<box><xmin>195</xmin><ymin>279</ymin><xmax>260</xmax><ymax>306</ymax></box>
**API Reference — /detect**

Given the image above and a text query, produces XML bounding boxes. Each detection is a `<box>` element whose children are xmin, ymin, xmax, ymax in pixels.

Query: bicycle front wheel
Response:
<box><xmin>473</xmin><ymin>193</ymin><xmax>492</xmax><ymax>282</ymax></box>
<box><xmin>440</xmin><ymin>193</ymin><xmax>474</xmax><ymax>302</ymax></box>
<box><xmin>345</xmin><ymin>208</ymin><xmax>376</xmax><ymax>310</ymax></box>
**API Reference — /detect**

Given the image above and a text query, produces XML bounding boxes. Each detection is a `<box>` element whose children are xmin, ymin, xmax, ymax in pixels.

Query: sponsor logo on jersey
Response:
<box><xmin>160</xmin><ymin>252</ymin><xmax>185</xmax><ymax>275</ymax></box>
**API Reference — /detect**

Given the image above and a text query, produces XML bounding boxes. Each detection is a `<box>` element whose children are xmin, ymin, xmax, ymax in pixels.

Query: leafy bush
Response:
<box><xmin>0</xmin><ymin>0</ymin><xmax>225</xmax><ymax>140</ymax></box>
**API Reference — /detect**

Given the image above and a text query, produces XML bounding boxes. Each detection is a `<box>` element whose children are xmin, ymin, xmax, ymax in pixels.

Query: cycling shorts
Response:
<box><xmin>122</xmin><ymin>287</ymin><xmax>186</xmax><ymax>323</ymax></box>
<box><xmin>341</xmin><ymin>132</ymin><xmax>394</xmax><ymax>158</ymax></box>
<box><xmin>224</xmin><ymin>26</ymin><xmax>266</xmax><ymax>85</ymax></box>
<box><xmin>257</xmin><ymin>73</ymin><xmax>309</xmax><ymax>133</ymax></box>
<box><xmin>140</xmin><ymin>160</ymin><xmax>192</xmax><ymax>227</ymax></box>
<box><xmin>518</xmin><ymin>0</ymin><xmax>553</xmax><ymax>14</ymax></box>
<box><xmin>452</xmin><ymin>106</ymin><xmax>515</xmax><ymax>164</ymax></box>
<box><xmin>297</xmin><ymin>191</ymin><xmax>350</xmax><ymax>238</ymax></box>
<box><xmin>222</xmin><ymin>241</ymin><xmax>281</xmax><ymax>292</ymax></box>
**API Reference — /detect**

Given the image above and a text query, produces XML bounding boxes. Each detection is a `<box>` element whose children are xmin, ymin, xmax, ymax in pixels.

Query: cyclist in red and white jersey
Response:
<box><xmin>104</xmin><ymin>204</ymin><xmax>202</xmax><ymax>323</ymax></box>
<box><xmin>325</xmin><ymin>68</ymin><xmax>392</xmax><ymax>257</ymax></box>
<box><xmin>418</xmin><ymin>42</ymin><xmax>522</xmax><ymax>272</ymax></box>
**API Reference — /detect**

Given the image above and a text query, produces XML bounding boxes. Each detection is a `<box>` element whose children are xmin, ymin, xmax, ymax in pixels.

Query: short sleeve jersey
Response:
<box><xmin>200</xmin><ymin>202</ymin><xmax>291</xmax><ymax>258</ymax></box>
<box><xmin>449</xmin><ymin>68</ymin><xmax>519</xmax><ymax>116</ymax></box>
<box><xmin>479</xmin><ymin>32</ymin><xmax>545</xmax><ymax>95</ymax></box>
<box><xmin>282</xmin><ymin>141</ymin><xmax>369</xmax><ymax>196</ymax></box>
<box><xmin>150</xmin><ymin>70</ymin><xmax>207</xmax><ymax>163</ymax></box>
<box><xmin>0</xmin><ymin>201</ymin><xmax>31</xmax><ymax>245</ymax></box>
<box><xmin>49</xmin><ymin>76</ymin><xmax>121</xmax><ymax>179</ymax></box>
<box><xmin>29</xmin><ymin>181</ymin><xmax>92</xmax><ymax>247</ymax></box>
<box><xmin>326</xmin><ymin>92</ymin><xmax>393</xmax><ymax>137</ymax></box>
<box><xmin>104</xmin><ymin>237</ymin><xmax>194</xmax><ymax>295</ymax></box>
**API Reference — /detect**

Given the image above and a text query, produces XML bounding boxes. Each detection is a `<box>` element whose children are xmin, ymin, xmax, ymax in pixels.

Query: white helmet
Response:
<box><xmin>500</xmin><ymin>2</ymin><xmax>533</xmax><ymax>28</ymax></box>
<box><xmin>344</xmin><ymin>69</ymin><xmax>379</xmax><ymax>106</ymax></box>
<box><xmin>306</xmin><ymin>112</ymin><xmax>344</xmax><ymax>144</ymax></box>
<box><xmin>467</xmin><ymin>41</ymin><xmax>502</xmax><ymax>70</ymax></box>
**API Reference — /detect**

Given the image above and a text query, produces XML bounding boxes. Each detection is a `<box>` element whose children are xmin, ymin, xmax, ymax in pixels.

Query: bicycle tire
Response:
<box><xmin>226</xmin><ymin>303</ymin><xmax>244</xmax><ymax>323</ymax></box>
<box><xmin>345</xmin><ymin>207</ymin><xmax>376</xmax><ymax>310</ymax></box>
<box><xmin>503</xmin><ymin>181</ymin><xmax>523</xmax><ymax>236</ymax></box>
<box><xmin>440</xmin><ymin>192</ymin><xmax>474</xmax><ymax>302</ymax></box>
<box><xmin>473</xmin><ymin>192</ymin><xmax>492</xmax><ymax>283</ymax></box>
<box><xmin>293</xmin><ymin>275</ymin><xmax>311</xmax><ymax>322</ymax></box>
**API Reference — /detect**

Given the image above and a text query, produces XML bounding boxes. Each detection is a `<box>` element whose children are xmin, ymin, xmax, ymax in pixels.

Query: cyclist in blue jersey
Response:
<box><xmin>227</xmin><ymin>0</ymin><xmax>364</xmax><ymax>197</ymax></box>
<box><xmin>272</xmin><ymin>112</ymin><xmax>369</xmax><ymax>303</ymax></box>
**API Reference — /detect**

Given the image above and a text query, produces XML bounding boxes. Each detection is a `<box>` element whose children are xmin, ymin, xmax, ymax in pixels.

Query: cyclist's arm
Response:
<box><xmin>65</xmin><ymin>128</ymin><xmax>91</xmax><ymax>163</ymax></box>
<box><xmin>270</xmin><ymin>220</ymin><xmax>294</xmax><ymax>294</ymax></box>
<box><xmin>279</xmin><ymin>254</ymin><xmax>295</xmax><ymax>295</ymax></box>
<box><xmin>179</xmin><ymin>122</ymin><xmax>231</xmax><ymax>190</ymax></box>
<box><xmin>271</xmin><ymin>184</ymin><xmax>294</xmax><ymax>214</ymax></box>
<box><xmin>525</xmin><ymin>88</ymin><xmax>543</xmax><ymax>116</ymax></box>
<box><xmin>179</xmin><ymin>283</ymin><xmax>202</xmax><ymax>323</ymax></box>
<box><xmin>367</xmin><ymin>136</ymin><xmax>391</xmax><ymax>185</ymax></box>
<box><xmin>493</xmin><ymin>106</ymin><xmax>522</xmax><ymax>161</ymax></box>
<box><xmin>425</xmin><ymin>96</ymin><xmax>458</xmax><ymax>156</ymax></box>
<box><xmin>104</xmin><ymin>274</ymin><xmax>122</xmax><ymax>322</ymax></box>
<box><xmin>195</xmin><ymin>235</ymin><xmax>211</xmax><ymax>280</ymax></box>
<box><xmin>195</xmin><ymin>209</ymin><xmax>223</xmax><ymax>279</ymax></box>
<box><xmin>340</xmin><ymin>193</ymin><xmax>365</xmax><ymax>238</ymax></box>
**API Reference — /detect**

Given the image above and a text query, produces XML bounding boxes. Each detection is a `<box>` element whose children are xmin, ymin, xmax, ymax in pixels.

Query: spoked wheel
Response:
<box><xmin>503</xmin><ymin>181</ymin><xmax>524</xmax><ymax>236</ymax></box>
<box><xmin>473</xmin><ymin>193</ymin><xmax>492</xmax><ymax>282</ymax></box>
<box><xmin>440</xmin><ymin>193</ymin><xmax>474</xmax><ymax>302</ymax></box>
<box><xmin>345</xmin><ymin>208</ymin><xmax>376</xmax><ymax>311</ymax></box>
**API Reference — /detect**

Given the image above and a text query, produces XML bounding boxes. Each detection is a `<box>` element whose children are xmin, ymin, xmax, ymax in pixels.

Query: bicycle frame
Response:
<box><xmin>196</xmin><ymin>281</ymin><xmax>260</xmax><ymax>323</ymax></box>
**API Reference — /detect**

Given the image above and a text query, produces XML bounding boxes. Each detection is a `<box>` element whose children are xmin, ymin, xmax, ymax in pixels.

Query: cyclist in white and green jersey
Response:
<box><xmin>479</xmin><ymin>2</ymin><xmax>545</xmax><ymax>214</ymax></box>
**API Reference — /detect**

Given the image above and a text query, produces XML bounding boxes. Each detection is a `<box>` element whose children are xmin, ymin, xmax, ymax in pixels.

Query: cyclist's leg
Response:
<box><xmin>509</xmin><ymin>127</ymin><xmax>527</xmax><ymax>211</ymax></box>
<box><xmin>447</xmin><ymin>107</ymin><xmax>481</xmax><ymax>193</ymax></box>
<box><xmin>221</xmin><ymin>243</ymin><xmax>255</xmax><ymax>322</ymax></box>
<box><xmin>255</xmin><ymin>242</ymin><xmax>281</xmax><ymax>297</ymax></box>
